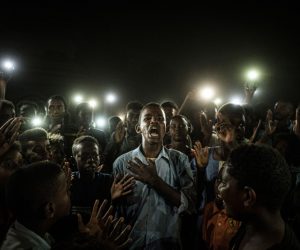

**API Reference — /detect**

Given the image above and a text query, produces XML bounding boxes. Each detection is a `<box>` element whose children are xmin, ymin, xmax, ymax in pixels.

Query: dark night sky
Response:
<box><xmin>1</xmin><ymin>3</ymin><xmax>299</xmax><ymax>115</ymax></box>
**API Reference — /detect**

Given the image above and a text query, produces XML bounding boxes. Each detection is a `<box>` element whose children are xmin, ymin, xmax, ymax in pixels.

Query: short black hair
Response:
<box><xmin>72</xmin><ymin>135</ymin><xmax>100</xmax><ymax>156</ymax></box>
<box><xmin>125</xmin><ymin>101</ymin><xmax>143</xmax><ymax>112</ymax></box>
<box><xmin>138</xmin><ymin>102</ymin><xmax>165</xmax><ymax>123</ymax></box>
<box><xmin>75</xmin><ymin>102</ymin><xmax>91</xmax><ymax>116</ymax></box>
<box><xmin>228</xmin><ymin>144</ymin><xmax>291</xmax><ymax>210</ymax></box>
<box><xmin>19</xmin><ymin>128</ymin><xmax>48</xmax><ymax>157</ymax></box>
<box><xmin>19</xmin><ymin>127</ymin><xmax>48</xmax><ymax>146</ymax></box>
<box><xmin>48</xmin><ymin>95</ymin><xmax>68</xmax><ymax>110</ymax></box>
<box><xmin>6</xmin><ymin>161</ymin><xmax>64</xmax><ymax>220</ymax></box>
<box><xmin>161</xmin><ymin>101</ymin><xmax>179</xmax><ymax>111</ymax></box>
<box><xmin>218</xmin><ymin>103</ymin><xmax>245</xmax><ymax>125</ymax></box>
<box><xmin>16</xmin><ymin>100</ymin><xmax>38</xmax><ymax>112</ymax></box>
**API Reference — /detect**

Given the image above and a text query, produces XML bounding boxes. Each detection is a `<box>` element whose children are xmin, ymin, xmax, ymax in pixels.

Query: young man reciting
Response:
<box><xmin>113</xmin><ymin>102</ymin><xmax>196</xmax><ymax>250</ymax></box>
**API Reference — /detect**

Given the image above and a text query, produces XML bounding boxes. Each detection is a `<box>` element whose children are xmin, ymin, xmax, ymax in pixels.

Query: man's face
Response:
<box><xmin>75</xmin><ymin>142</ymin><xmax>100</xmax><ymax>179</ymax></box>
<box><xmin>24</xmin><ymin>139</ymin><xmax>51</xmax><ymax>163</ymax></box>
<box><xmin>52</xmin><ymin>173</ymin><xmax>71</xmax><ymax>219</ymax></box>
<box><xmin>125</xmin><ymin>109</ymin><xmax>140</xmax><ymax>134</ymax></box>
<box><xmin>48</xmin><ymin>99</ymin><xmax>65</xmax><ymax>122</ymax></box>
<box><xmin>162</xmin><ymin>107</ymin><xmax>177</xmax><ymax>127</ymax></box>
<box><xmin>19</xmin><ymin>104</ymin><xmax>37</xmax><ymax>118</ymax></box>
<box><xmin>216</xmin><ymin>112</ymin><xmax>245</xmax><ymax>142</ymax></box>
<box><xmin>218</xmin><ymin>164</ymin><xmax>245</xmax><ymax>220</ymax></box>
<box><xmin>138</xmin><ymin>106</ymin><xmax>166</xmax><ymax>145</ymax></box>
<box><xmin>169</xmin><ymin>116</ymin><xmax>189</xmax><ymax>142</ymax></box>
<box><xmin>78</xmin><ymin>108</ymin><xmax>92</xmax><ymax>127</ymax></box>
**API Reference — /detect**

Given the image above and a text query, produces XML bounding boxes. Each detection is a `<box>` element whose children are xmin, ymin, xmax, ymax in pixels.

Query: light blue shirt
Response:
<box><xmin>113</xmin><ymin>146</ymin><xmax>196</xmax><ymax>249</ymax></box>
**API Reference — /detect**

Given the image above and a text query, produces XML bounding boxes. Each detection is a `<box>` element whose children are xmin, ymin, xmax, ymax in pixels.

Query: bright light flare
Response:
<box><xmin>106</xmin><ymin>93</ymin><xmax>117</xmax><ymax>104</ymax></box>
<box><xmin>230</xmin><ymin>96</ymin><xmax>244</xmax><ymax>105</ymax></box>
<box><xmin>96</xmin><ymin>116</ymin><xmax>107</xmax><ymax>129</ymax></box>
<box><xmin>246</xmin><ymin>69</ymin><xmax>259</xmax><ymax>81</ymax></box>
<box><xmin>213</xmin><ymin>98</ymin><xmax>222</xmax><ymax>106</ymax></box>
<box><xmin>2</xmin><ymin>60</ymin><xmax>15</xmax><ymax>71</ymax></box>
<box><xmin>88</xmin><ymin>99</ymin><xmax>98</xmax><ymax>108</ymax></box>
<box><xmin>73</xmin><ymin>95</ymin><xmax>83</xmax><ymax>104</ymax></box>
<box><xmin>31</xmin><ymin>116</ymin><xmax>43</xmax><ymax>127</ymax></box>
<box><xmin>199</xmin><ymin>86</ymin><xmax>215</xmax><ymax>101</ymax></box>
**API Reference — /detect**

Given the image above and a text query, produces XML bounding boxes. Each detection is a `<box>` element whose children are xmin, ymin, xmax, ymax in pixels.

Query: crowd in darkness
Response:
<box><xmin>1</xmin><ymin>72</ymin><xmax>300</xmax><ymax>249</ymax></box>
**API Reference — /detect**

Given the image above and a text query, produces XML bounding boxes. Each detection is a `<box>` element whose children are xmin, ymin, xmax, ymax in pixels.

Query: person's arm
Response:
<box><xmin>178</xmin><ymin>90</ymin><xmax>198</xmax><ymax>115</ymax></box>
<box><xmin>0</xmin><ymin>78</ymin><xmax>7</xmax><ymax>99</ymax></box>
<box><xmin>256</xmin><ymin>110</ymin><xmax>277</xmax><ymax>144</ymax></box>
<box><xmin>244</xmin><ymin>84</ymin><xmax>256</xmax><ymax>104</ymax></box>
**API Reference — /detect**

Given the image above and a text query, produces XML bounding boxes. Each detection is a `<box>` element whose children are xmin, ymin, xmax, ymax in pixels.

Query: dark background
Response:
<box><xmin>1</xmin><ymin>2</ymin><xmax>299</xmax><ymax>116</ymax></box>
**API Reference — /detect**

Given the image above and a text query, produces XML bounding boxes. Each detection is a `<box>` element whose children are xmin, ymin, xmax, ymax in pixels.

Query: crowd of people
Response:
<box><xmin>1</xmin><ymin>75</ymin><xmax>300</xmax><ymax>249</ymax></box>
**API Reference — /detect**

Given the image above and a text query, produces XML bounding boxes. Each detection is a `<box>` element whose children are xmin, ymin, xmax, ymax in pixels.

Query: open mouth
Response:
<box><xmin>148</xmin><ymin>126</ymin><xmax>160</xmax><ymax>138</ymax></box>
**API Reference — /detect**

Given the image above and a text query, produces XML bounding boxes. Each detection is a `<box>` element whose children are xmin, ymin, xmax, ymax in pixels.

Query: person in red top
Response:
<box><xmin>202</xmin><ymin>167</ymin><xmax>241</xmax><ymax>250</ymax></box>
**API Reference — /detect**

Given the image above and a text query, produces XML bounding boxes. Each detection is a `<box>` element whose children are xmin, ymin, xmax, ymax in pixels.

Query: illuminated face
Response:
<box><xmin>138</xmin><ymin>106</ymin><xmax>166</xmax><ymax>145</ymax></box>
<box><xmin>169</xmin><ymin>116</ymin><xmax>189</xmax><ymax>142</ymax></box>
<box><xmin>75</xmin><ymin>142</ymin><xmax>100</xmax><ymax>179</ymax></box>
<box><xmin>162</xmin><ymin>106</ymin><xmax>177</xmax><ymax>126</ymax></box>
<box><xmin>125</xmin><ymin>109</ymin><xmax>140</xmax><ymax>134</ymax></box>
<box><xmin>24</xmin><ymin>139</ymin><xmax>51</xmax><ymax>163</ymax></box>
<box><xmin>216</xmin><ymin>112</ymin><xmax>245</xmax><ymax>142</ymax></box>
<box><xmin>218</xmin><ymin>164</ymin><xmax>245</xmax><ymax>220</ymax></box>
<box><xmin>48</xmin><ymin>99</ymin><xmax>65</xmax><ymax>122</ymax></box>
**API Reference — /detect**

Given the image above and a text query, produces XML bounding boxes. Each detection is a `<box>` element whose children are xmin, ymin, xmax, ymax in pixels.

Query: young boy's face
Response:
<box><xmin>218</xmin><ymin>164</ymin><xmax>245</xmax><ymax>220</ymax></box>
<box><xmin>169</xmin><ymin>116</ymin><xmax>189</xmax><ymax>142</ymax></box>
<box><xmin>75</xmin><ymin>141</ymin><xmax>100</xmax><ymax>179</ymax></box>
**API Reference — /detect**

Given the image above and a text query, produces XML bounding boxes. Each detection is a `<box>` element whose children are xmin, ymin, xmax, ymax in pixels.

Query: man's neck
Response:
<box><xmin>241</xmin><ymin>210</ymin><xmax>285</xmax><ymax>249</ymax></box>
<box><xmin>142</xmin><ymin>143</ymin><xmax>163</xmax><ymax>158</ymax></box>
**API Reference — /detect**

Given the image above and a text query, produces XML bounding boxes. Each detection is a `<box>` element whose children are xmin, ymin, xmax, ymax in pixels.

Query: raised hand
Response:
<box><xmin>244</xmin><ymin>83</ymin><xmax>257</xmax><ymax>103</ymax></box>
<box><xmin>200</xmin><ymin>111</ymin><xmax>213</xmax><ymax>145</ymax></box>
<box><xmin>0</xmin><ymin>118</ymin><xmax>22</xmax><ymax>157</ymax></box>
<box><xmin>111</xmin><ymin>173</ymin><xmax>135</xmax><ymax>200</ymax></box>
<box><xmin>77</xmin><ymin>199</ymin><xmax>132</xmax><ymax>249</ymax></box>
<box><xmin>77</xmin><ymin>199</ymin><xmax>113</xmax><ymax>237</ymax></box>
<box><xmin>265</xmin><ymin>109</ymin><xmax>277</xmax><ymax>135</ymax></box>
<box><xmin>127</xmin><ymin>157</ymin><xmax>159</xmax><ymax>186</ymax></box>
<box><xmin>249</xmin><ymin>119</ymin><xmax>262</xmax><ymax>143</ymax></box>
<box><xmin>100</xmin><ymin>216</ymin><xmax>132</xmax><ymax>249</ymax></box>
<box><xmin>191</xmin><ymin>141</ymin><xmax>209</xmax><ymax>169</ymax></box>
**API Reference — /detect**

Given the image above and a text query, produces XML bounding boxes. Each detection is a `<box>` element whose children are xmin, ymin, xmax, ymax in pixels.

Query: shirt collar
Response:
<box><xmin>132</xmin><ymin>145</ymin><xmax>170</xmax><ymax>163</ymax></box>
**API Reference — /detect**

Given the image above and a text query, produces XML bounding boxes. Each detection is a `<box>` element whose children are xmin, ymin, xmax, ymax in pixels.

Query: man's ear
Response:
<box><xmin>44</xmin><ymin>202</ymin><xmax>55</xmax><ymax>219</ymax></box>
<box><xmin>135</xmin><ymin>123</ymin><xmax>141</xmax><ymax>134</ymax></box>
<box><xmin>243</xmin><ymin>186</ymin><xmax>256</xmax><ymax>208</ymax></box>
